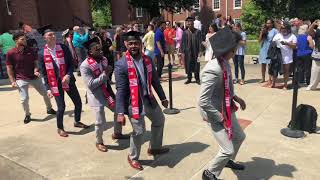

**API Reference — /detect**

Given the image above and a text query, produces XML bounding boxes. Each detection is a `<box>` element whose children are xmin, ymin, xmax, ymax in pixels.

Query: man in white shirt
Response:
<box><xmin>194</xmin><ymin>16</ymin><xmax>202</xmax><ymax>31</ymax></box>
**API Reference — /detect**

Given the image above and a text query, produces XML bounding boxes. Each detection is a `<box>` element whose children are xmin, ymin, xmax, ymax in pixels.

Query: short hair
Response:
<box><xmin>13</xmin><ymin>31</ymin><xmax>25</xmax><ymax>41</ymax></box>
<box><xmin>209</xmin><ymin>23</ymin><xmax>218</xmax><ymax>32</ymax></box>
<box><xmin>235</xmin><ymin>23</ymin><xmax>242</xmax><ymax>30</ymax></box>
<box><xmin>217</xmin><ymin>14</ymin><xmax>222</xmax><ymax>18</ymax></box>
<box><xmin>148</xmin><ymin>24</ymin><xmax>154</xmax><ymax>30</ymax></box>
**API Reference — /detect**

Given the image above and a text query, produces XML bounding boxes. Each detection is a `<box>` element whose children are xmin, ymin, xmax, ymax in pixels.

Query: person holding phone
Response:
<box><xmin>272</xmin><ymin>22</ymin><xmax>297</xmax><ymax>89</ymax></box>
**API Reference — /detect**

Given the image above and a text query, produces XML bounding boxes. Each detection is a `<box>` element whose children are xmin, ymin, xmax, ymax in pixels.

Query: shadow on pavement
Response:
<box><xmin>31</xmin><ymin>110</ymin><xmax>73</xmax><ymax>122</ymax></box>
<box><xmin>140</xmin><ymin>142</ymin><xmax>209</xmax><ymax>168</ymax></box>
<box><xmin>179</xmin><ymin>107</ymin><xmax>196</xmax><ymax>111</ymax></box>
<box><xmin>66</xmin><ymin>123</ymin><xmax>95</xmax><ymax>135</ymax></box>
<box><xmin>245</xmin><ymin>79</ymin><xmax>262</xmax><ymax>84</ymax></box>
<box><xmin>232</xmin><ymin>157</ymin><xmax>297</xmax><ymax>180</ymax></box>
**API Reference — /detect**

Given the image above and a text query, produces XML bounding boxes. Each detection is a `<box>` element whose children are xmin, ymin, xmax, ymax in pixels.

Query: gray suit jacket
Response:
<box><xmin>80</xmin><ymin>58</ymin><xmax>113</xmax><ymax>107</ymax></box>
<box><xmin>198</xmin><ymin>58</ymin><xmax>235</xmax><ymax>123</ymax></box>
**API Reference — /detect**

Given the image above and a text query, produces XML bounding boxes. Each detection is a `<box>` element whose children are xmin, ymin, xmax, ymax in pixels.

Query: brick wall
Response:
<box><xmin>0</xmin><ymin>0</ymin><xmax>92</xmax><ymax>32</ymax></box>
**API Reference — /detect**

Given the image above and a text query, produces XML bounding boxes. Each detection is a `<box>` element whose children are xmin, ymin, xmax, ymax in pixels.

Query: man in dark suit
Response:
<box><xmin>38</xmin><ymin>25</ymin><xmax>89</xmax><ymax>137</ymax></box>
<box><xmin>115</xmin><ymin>31</ymin><xmax>169</xmax><ymax>171</ymax></box>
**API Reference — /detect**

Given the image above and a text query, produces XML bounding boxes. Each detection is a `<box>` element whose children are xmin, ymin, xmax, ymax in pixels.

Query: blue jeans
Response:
<box><xmin>233</xmin><ymin>55</ymin><xmax>245</xmax><ymax>80</ymax></box>
<box><xmin>145</xmin><ymin>50</ymin><xmax>155</xmax><ymax>63</ymax></box>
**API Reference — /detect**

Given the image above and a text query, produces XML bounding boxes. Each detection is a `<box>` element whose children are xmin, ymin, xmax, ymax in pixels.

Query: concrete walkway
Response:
<box><xmin>0</xmin><ymin>61</ymin><xmax>319</xmax><ymax>180</ymax></box>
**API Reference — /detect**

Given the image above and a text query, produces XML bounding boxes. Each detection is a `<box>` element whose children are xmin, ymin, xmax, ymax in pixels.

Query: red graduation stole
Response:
<box><xmin>218</xmin><ymin>58</ymin><xmax>238</xmax><ymax>140</ymax></box>
<box><xmin>126</xmin><ymin>51</ymin><xmax>154</xmax><ymax>120</ymax></box>
<box><xmin>44</xmin><ymin>44</ymin><xmax>69</xmax><ymax>96</ymax></box>
<box><xmin>86</xmin><ymin>57</ymin><xmax>115</xmax><ymax>108</ymax></box>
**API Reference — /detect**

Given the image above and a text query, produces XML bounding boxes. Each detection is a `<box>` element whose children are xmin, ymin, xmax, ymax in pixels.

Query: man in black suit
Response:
<box><xmin>38</xmin><ymin>25</ymin><xmax>89</xmax><ymax>137</ymax></box>
<box><xmin>115</xmin><ymin>31</ymin><xmax>169</xmax><ymax>171</ymax></box>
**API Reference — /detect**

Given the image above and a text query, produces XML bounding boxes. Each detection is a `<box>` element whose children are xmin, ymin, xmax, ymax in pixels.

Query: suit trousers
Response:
<box><xmin>156</xmin><ymin>55</ymin><xmax>164</xmax><ymax>78</ymax></box>
<box><xmin>91</xmin><ymin>105</ymin><xmax>123</xmax><ymax>144</ymax></box>
<box><xmin>297</xmin><ymin>55</ymin><xmax>312</xmax><ymax>85</ymax></box>
<box><xmin>54</xmin><ymin>81</ymin><xmax>82</xmax><ymax>129</ymax></box>
<box><xmin>207</xmin><ymin>113</ymin><xmax>246</xmax><ymax>177</ymax></box>
<box><xmin>128</xmin><ymin>97</ymin><xmax>165</xmax><ymax>160</ymax></box>
<box><xmin>16</xmin><ymin>79</ymin><xmax>52</xmax><ymax>116</ymax></box>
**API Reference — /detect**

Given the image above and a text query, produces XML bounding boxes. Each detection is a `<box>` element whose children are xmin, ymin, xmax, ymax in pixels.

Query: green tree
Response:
<box><xmin>90</xmin><ymin>0</ymin><xmax>112</xmax><ymax>27</ymax></box>
<box><xmin>129</xmin><ymin>0</ymin><xmax>198</xmax><ymax>18</ymax></box>
<box><xmin>241</xmin><ymin>1</ymin><xmax>267</xmax><ymax>37</ymax></box>
<box><xmin>252</xmin><ymin>0</ymin><xmax>320</xmax><ymax>20</ymax></box>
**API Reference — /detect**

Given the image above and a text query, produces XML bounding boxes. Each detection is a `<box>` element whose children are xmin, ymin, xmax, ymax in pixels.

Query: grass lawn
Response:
<box><xmin>246</xmin><ymin>40</ymin><xmax>261</xmax><ymax>55</ymax></box>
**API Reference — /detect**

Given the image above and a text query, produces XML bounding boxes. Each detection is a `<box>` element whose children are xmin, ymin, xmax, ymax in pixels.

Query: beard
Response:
<box><xmin>129</xmin><ymin>47</ymin><xmax>140</xmax><ymax>58</ymax></box>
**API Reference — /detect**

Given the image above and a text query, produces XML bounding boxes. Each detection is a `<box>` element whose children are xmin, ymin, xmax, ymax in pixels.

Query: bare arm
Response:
<box><xmin>6</xmin><ymin>65</ymin><xmax>15</xmax><ymax>83</ymax></box>
<box><xmin>308</xmin><ymin>35</ymin><xmax>315</xmax><ymax>49</ymax></box>
<box><xmin>156</xmin><ymin>41</ymin><xmax>164</xmax><ymax>55</ymax></box>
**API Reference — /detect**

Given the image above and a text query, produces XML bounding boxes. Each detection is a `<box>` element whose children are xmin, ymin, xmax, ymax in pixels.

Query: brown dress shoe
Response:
<box><xmin>96</xmin><ymin>143</ymin><xmax>108</xmax><ymax>152</ymax></box>
<box><xmin>74</xmin><ymin>122</ymin><xmax>90</xmax><ymax>129</ymax></box>
<box><xmin>112</xmin><ymin>133</ymin><xmax>130</xmax><ymax>140</ymax></box>
<box><xmin>127</xmin><ymin>155</ymin><xmax>143</xmax><ymax>171</ymax></box>
<box><xmin>147</xmin><ymin>148</ymin><xmax>170</xmax><ymax>156</ymax></box>
<box><xmin>57</xmin><ymin>129</ymin><xmax>68</xmax><ymax>137</ymax></box>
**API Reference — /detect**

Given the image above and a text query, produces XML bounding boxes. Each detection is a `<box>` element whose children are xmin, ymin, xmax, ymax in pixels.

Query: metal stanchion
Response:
<box><xmin>163</xmin><ymin>62</ymin><xmax>180</xmax><ymax>115</ymax></box>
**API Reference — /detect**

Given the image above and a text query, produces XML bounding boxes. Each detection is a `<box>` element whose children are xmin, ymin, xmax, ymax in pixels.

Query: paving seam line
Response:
<box><xmin>129</xmin><ymin>126</ymin><xmax>205</xmax><ymax>179</ymax></box>
<box><xmin>0</xmin><ymin>154</ymin><xmax>49</xmax><ymax>180</ymax></box>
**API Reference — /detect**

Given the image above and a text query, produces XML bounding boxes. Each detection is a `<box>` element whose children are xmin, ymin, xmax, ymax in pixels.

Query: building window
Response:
<box><xmin>193</xmin><ymin>0</ymin><xmax>200</xmax><ymax>12</ymax></box>
<box><xmin>213</xmin><ymin>0</ymin><xmax>220</xmax><ymax>10</ymax></box>
<box><xmin>234</xmin><ymin>0</ymin><xmax>242</xmax><ymax>9</ymax></box>
<box><xmin>174</xmin><ymin>7</ymin><xmax>182</xmax><ymax>14</ymax></box>
<box><xmin>234</xmin><ymin>18</ymin><xmax>241</xmax><ymax>24</ymax></box>
<box><xmin>136</xmin><ymin>7</ymin><xmax>143</xmax><ymax>17</ymax></box>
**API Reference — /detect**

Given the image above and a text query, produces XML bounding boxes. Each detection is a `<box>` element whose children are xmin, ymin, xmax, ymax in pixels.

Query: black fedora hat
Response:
<box><xmin>209</xmin><ymin>27</ymin><xmax>241</xmax><ymax>57</ymax></box>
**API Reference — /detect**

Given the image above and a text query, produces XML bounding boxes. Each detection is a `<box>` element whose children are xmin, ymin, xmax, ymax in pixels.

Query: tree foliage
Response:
<box><xmin>241</xmin><ymin>1</ymin><xmax>267</xmax><ymax>37</ymax></box>
<box><xmin>90</xmin><ymin>0</ymin><xmax>112</xmax><ymax>27</ymax></box>
<box><xmin>129</xmin><ymin>0</ymin><xmax>198</xmax><ymax>18</ymax></box>
<box><xmin>252</xmin><ymin>0</ymin><xmax>320</xmax><ymax>20</ymax></box>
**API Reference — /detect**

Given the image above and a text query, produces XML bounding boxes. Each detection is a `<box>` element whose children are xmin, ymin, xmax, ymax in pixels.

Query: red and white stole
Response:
<box><xmin>44</xmin><ymin>44</ymin><xmax>69</xmax><ymax>96</ymax></box>
<box><xmin>218</xmin><ymin>57</ymin><xmax>238</xmax><ymax>140</ymax></box>
<box><xmin>126</xmin><ymin>51</ymin><xmax>153</xmax><ymax>120</ymax></box>
<box><xmin>86</xmin><ymin>57</ymin><xmax>115</xmax><ymax>108</ymax></box>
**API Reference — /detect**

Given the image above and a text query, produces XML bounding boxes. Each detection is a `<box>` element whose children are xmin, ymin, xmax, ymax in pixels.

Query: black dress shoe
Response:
<box><xmin>196</xmin><ymin>80</ymin><xmax>201</xmax><ymax>85</ymax></box>
<box><xmin>225</xmin><ymin>160</ymin><xmax>245</xmax><ymax>170</ymax></box>
<box><xmin>202</xmin><ymin>170</ymin><xmax>217</xmax><ymax>180</ymax></box>
<box><xmin>24</xmin><ymin>115</ymin><xmax>31</xmax><ymax>124</ymax></box>
<box><xmin>184</xmin><ymin>80</ymin><xmax>192</xmax><ymax>84</ymax></box>
<box><xmin>74</xmin><ymin>122</ymin><xmax>90</xmax><ymax>129</ymax></box>
<box><xmin>47</xmin><ymin>108</ymin><xmax>56</xmax><ymax>115</ymax></box>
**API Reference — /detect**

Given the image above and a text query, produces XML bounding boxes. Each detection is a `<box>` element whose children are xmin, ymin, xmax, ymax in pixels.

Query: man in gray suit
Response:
<box><xmin>80</xmin><ymin>37</ymin><xmax>129</xmax><ymax>152</ymax></box>
<box><xmin>115</xmin><ymin>31</ymin><xmax>169</xmax><ymax>171</ymax></box>
<box><xmin>198</xmin><ymin>27</ymin><xmax>247</xmax><ymax>180</ymax></box>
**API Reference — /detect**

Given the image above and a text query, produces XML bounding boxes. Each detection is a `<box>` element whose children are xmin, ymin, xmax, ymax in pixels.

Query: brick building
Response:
<box><xmin>0</xmin><ymin>0</ymin><xmax>92</xmax><ymax>32</ymax></box>
<box><xmin>111</xmin><ymin>0</ymin><xmax>246</xmax><ymax>28</ymax></box>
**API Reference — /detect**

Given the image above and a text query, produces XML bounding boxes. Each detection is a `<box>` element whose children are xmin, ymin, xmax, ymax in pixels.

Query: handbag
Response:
<box><xmin>311</xmin><ymin>48</ymin><xmax>320</xmax><ymax>61</ymax></box>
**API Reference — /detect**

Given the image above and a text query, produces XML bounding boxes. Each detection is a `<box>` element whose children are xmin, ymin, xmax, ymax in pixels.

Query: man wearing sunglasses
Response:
<box><xmin>115</xmin><ymin>31</ymin><xmax>169</xmax><ymax>170</ymax></box>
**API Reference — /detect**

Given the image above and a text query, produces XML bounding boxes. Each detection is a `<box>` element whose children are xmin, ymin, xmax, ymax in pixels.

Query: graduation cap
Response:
<box><xmin>185</xmin><ymin>16</ymin><xmax>195</xmax><ymax>22</ymax></box>
<box><xmin>62</xmin><ymin>27</ymin><xmax>73</xmax><ymax>37</ymax></box>
<box><xmin>209</xmin><ymin>27</ymin><xmax>241</xmax><ymax>57</ymax></box>
<box><xmin>124</xmin><ymin>31</ymin><xmax>143</xmax><ymax>41</ymax></box>
<box><xmin>37</xmin><ymin>24</ymin><xmax>53</xmax><ymax>36</ymax></box>
<box><xmin>83</xmin><ymin>37</ymin><xmax>100</xmax><ymax>50</ymax></box>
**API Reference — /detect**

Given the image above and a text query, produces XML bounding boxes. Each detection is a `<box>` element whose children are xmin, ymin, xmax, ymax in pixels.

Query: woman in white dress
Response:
<box><xmin>272</xmin><ymin>23</ymin><xmax>297</xmax><ymax>89</ymax></box>
<box><xmin>203</xmin><ymin>24</ymin><xmax>218</xmax><ymax>61</ymax></box>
